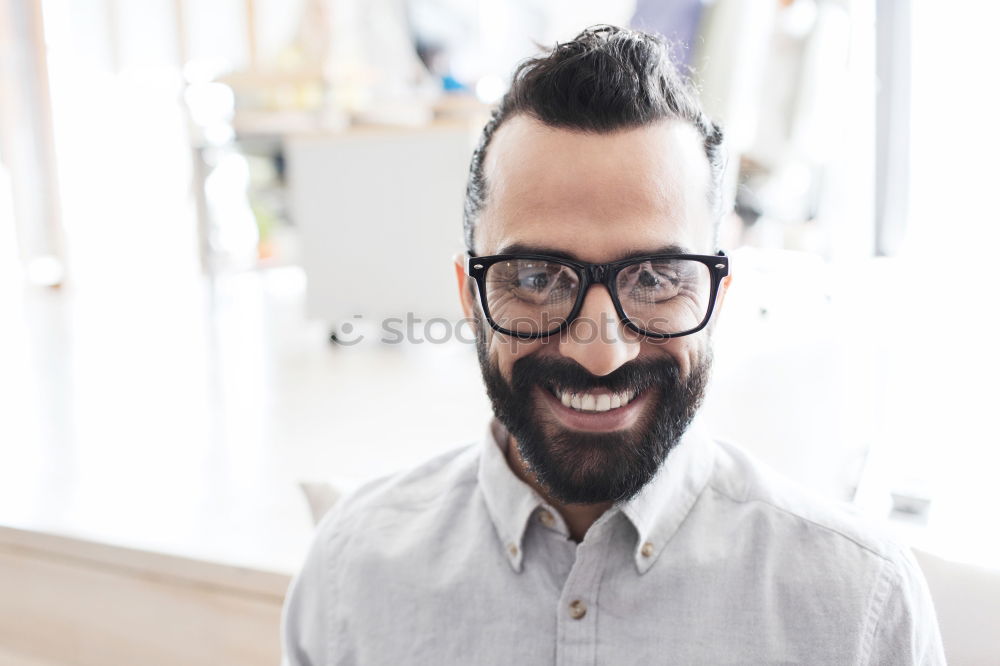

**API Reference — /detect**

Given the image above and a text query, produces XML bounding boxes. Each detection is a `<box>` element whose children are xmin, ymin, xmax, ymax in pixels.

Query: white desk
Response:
<box><xmin>286</xmin><ymin>121</ymin><xmax>482</xmax><ymax>331</ymax></box>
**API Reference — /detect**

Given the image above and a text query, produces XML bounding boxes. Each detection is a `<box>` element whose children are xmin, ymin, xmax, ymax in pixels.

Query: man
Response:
<box><xmin>283</xmin><ymin>25</ymin><xmax>944</xmax><ymax>665</ymax></box>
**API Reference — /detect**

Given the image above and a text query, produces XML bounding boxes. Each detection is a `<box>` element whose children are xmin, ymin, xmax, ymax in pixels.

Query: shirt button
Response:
<box><xmin>641</xmin><ymin>542</ymin><xmax>654</xmax><ymax>557</ymax></box>
<box><xmin>568</xmin><ymin>600</ymin><xmax>587</xmax><ymax>620</ymax></box>
<box><xmin>508</xmin><ymin>543</ymin><xmax>519</xmax><ymax>557</ymax></box>
<box><xmin>539</xmin><ymin>509</ymin><xmax>555</xmax><ymax>527</ymax></box>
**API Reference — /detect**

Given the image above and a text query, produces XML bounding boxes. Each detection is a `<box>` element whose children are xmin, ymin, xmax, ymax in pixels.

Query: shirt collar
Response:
<box><xmin>477</xmin><ymin>419</ymin><xmax>543</xmax><ymax>572</ymax></box>
<box><xmin>619</xmin><ymin>418</ymin><xmax>716</xmax><ymax>574</ymax></box>
<box><xmin>477</xmin><ymin>417</ymin><xmax>716</xmax><ymax>574</ymax></box>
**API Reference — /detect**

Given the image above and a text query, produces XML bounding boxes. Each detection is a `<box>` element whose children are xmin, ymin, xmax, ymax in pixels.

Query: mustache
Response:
<box><xmin>509</xmin><ymin>355</ymin><xmax>681</xmax><ymax>395</ymax></box>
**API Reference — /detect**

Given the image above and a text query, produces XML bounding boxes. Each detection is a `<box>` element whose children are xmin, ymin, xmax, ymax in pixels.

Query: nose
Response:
<box><xmin>559</xmin><ymin>285</ymin><xmax>641</xmax><ymax>376</ymax></box>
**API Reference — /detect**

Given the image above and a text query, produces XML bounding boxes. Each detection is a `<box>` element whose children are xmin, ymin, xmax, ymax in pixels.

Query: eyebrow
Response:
<box><xmin>495</xmin><ymin>243</ymin><xmax>692</xmax><ymax>262</ymax></box>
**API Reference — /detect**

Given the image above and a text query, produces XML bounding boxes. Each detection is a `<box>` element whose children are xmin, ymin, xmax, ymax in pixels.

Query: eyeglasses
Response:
<box><xmin>467</xmin><ymin>251</ymin><xmax>729</xmax><ymax>339</ymax></box>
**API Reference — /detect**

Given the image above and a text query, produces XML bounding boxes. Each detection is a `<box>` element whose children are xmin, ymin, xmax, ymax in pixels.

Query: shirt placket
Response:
<box><xmin>555</xmin><ymin>517</ymin><xmax>614</xmax><ymax>666</ymax></box>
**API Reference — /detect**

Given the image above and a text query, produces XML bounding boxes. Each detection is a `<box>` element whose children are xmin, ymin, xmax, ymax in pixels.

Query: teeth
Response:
<box><xmin>554</xmin><ymin>388</ymin><xmax>639</xmax><ymax>412</ymax></box>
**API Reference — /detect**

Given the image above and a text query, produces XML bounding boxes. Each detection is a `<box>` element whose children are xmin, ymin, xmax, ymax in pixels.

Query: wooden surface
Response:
<box><xmin>0</xmin><ymin>527</ymin><xmax>289</xmax><ymax>666</ymax></box>
<box><xmin>0</xmin><ymin>645</ymin><xmax>67</xmax><ymax>666</ymax></box>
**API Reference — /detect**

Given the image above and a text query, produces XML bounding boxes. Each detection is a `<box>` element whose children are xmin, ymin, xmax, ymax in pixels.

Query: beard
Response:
<box><xmin>476</xmin><ymin>330</ymin><xmax>711</xmax><ymax>506</ymax></box>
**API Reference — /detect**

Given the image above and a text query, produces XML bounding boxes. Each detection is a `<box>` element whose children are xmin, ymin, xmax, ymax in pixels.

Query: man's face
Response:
<box><xmin>456</xmin><ymin>116</ymin><xmax>728</xmax><ymax>505</ymax></box>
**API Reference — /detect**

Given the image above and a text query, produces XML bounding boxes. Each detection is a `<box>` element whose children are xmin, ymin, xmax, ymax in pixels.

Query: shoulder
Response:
<box><xmin>681</xmin><ymin>437</ymin><xmax>944</xmax><ymax>663</ymax></box>
<box><xmin>282</xmin><ymin>443</ymin><xmax>484</xmax><ymax>663</ymax></box>
<box><xmin>314</xmin><ymin>442</ymin><xmax>482</xmax><ymax>551</ymax></box>
<box><xmin>702</xmin><ymin>439</ymin><xmax>944</xmax><ymax>662</ymax></box>
<box><xmin>706</xmin><ymin>437</ymin><xmax>905</xmax><ymax>565</ymax></box>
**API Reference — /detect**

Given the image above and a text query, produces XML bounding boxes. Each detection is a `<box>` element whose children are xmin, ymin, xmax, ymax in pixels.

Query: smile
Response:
<box><xmin>548</xmin><ymin>387</ymin><xmax>639</xmax><ymax>413</ymax></box>
<box><xmin>538</xmin><ymin>384</ymin><xmax>650</xmax><ymax>433</ymax></box>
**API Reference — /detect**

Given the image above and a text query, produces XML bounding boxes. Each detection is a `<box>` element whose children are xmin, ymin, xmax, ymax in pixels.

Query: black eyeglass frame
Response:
<box><xmin>466</xmin><ymin>251</ymin><xmax>730</xmax><ymax>340</ymax></box>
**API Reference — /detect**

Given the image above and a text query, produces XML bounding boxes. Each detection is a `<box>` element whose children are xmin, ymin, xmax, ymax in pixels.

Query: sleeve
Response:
<box><xmin>281</xmin><ymin>511</ymin><xmax>339</xmax><ymax>666</ymax></box>
<box><xmin>866</xmin><ymin>547</ymin><xmax>947</xmax><ymax>666</ymax></box>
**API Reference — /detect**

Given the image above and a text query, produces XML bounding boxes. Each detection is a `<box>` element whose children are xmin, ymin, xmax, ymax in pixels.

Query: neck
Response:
<box><xmin>504</xmin><ymin>434</ymin><xmax>613</xmax><ymax>543</ymax></box>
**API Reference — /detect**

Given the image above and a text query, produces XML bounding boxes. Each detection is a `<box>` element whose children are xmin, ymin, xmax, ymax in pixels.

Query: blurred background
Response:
<box><xmin>0</xmin><ymin>0</ymin><xmax>998</xmax><ymax>664</ymax></box>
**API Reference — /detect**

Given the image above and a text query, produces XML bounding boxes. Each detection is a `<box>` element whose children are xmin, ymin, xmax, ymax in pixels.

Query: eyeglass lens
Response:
<box><xmin>483</xmin><ymin>258</ymin><xmax>712</xmax><ymax>336</ymax></box>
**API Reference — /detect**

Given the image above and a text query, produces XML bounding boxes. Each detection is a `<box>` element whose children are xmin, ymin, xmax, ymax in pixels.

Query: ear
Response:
<box><xmin>453</xmin><ymin>252</ymin><xmax>477</xmax><ymax>321</ymax></box>
<box><xmin>713</xmin><ymin>274</ymin><xmax>733</xmax><ymax>318</ymax></box>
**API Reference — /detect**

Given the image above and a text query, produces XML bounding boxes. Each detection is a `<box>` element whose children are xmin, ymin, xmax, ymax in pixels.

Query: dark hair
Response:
<box><xmin>462</xmin><ymin>25</ymin><xmax>726</xmax><ymax>252</ymax></box>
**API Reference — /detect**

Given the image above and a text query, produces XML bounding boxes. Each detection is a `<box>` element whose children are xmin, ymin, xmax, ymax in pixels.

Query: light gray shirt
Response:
<box><xmin>282</xmin><ymin>420</ymin><xmax>945</xmax><ymax>665</ymax></box>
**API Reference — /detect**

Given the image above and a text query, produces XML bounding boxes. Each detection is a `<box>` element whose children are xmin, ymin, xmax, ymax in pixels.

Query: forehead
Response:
<box><xmin>478</xmin><ymin>116</ymin><xmax>714</xmax><ymax>261</ymax></box>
